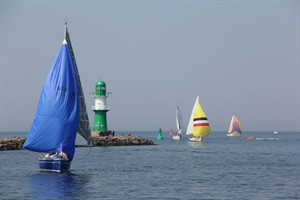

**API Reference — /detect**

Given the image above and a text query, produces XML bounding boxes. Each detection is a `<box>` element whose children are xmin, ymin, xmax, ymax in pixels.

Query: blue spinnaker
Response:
<box><xmin>24</xmin><ymin>40</ymin><xmax>79</xmax><ymax>160</ymax></box>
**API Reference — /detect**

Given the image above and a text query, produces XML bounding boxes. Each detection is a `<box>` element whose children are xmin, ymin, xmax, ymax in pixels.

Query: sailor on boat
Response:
<box><xmin>42</xmin><ymin>152</ymin><xmax>69</xmax><ymax>160</ymax></box>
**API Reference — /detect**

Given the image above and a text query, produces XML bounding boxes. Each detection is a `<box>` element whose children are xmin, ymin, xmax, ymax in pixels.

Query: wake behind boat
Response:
<box><xmin>186</xmin><ymin>96</ymin><xmax>211</xmax><ymax>142</ymax></box>
<box><xmin>255</xmin><ymin>137</ymin><xmax>280</xmax><ymax>141</ymax></box>
<box><xmin>245</xmin><ymin>136</ymin><xmax>280</xmax><ymax>141</ymax></box>
<box><xmin>23</xmin><ymin>23</ymin><xmax>91</xmax><ymax>172</ymax></box>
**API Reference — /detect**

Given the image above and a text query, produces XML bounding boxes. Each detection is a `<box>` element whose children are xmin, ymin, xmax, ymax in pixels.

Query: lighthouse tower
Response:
<box><xmin>93</xmin><ymin>80</ymin><xmax>110</xmax><ymax>132</ymax></box>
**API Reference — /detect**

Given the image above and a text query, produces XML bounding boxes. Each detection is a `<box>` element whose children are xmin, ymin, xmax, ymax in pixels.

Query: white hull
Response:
<box><xmin>188</xmin><ymin>136</ymin><xmax>202</xmax><ymax>142</ymax></box>
<box><xmin>172</xmin><ymin>134</ymin><xmax>181</xmax><ymax>140</ymax></box>
<box><xmin>227</xmin><ymin>133</ymin><xmax>241</xmax><ymax>137</ymax></box>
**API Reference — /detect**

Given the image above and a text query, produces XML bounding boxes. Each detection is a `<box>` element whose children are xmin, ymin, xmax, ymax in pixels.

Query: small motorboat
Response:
<box><xmin>245</xmin><ymin>135</ymin><xmax>255</xmax><ymax>140</ymax></box>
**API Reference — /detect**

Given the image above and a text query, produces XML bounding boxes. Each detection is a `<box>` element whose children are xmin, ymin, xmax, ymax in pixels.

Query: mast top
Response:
<box><xmin>64</xmin><ymin>21</ymin><xmax>68</xmax><ymax>39</ymax></box>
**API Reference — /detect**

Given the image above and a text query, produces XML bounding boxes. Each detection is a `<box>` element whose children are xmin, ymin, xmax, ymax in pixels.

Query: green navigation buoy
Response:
<box><xmin>157</xmin><ymin>128</ymin><xmax>164</xmax><ymax>140</ymax></box>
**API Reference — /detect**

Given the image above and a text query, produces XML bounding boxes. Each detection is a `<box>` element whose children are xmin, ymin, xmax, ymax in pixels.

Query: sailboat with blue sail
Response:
<box><xmin>23</xmin><ymin>23</ymin><xmax>91</xmax><ymax>172</ymax></box>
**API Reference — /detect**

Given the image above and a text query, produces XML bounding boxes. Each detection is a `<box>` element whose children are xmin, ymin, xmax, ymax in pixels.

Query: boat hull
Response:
<box><xmin>188</xmin><ymin>136</ymin><xmax>202</xmax><ymax>142</ymax></box>
<box><xmin>172</xmin><ymin>134</ymin><xmax>181</xmax><ymax>140</ymax></box>
<box><xmin>227</xmin><ymin>132</ymin><xmax>241</xmax><ymax>137</ymax></box>
<box><xmin>245</xmin><ymin>135</ymin><xmax>255</xmax><ymax>140</ymax></box>
<box><xmin>39</xmin><ymin>159</ymin><xmax>71</xmax><ymax>172</ymax></box>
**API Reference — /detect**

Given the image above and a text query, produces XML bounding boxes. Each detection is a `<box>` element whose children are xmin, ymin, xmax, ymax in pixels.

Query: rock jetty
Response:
<box><xmin>0</xmin><ymin>137</ymin><xmax>25</xmax><ymax>151</ymax></box>
<box><xmin>92</xmin><ymin>135</ymin><xmax>155</xmax><ymax>146</ymax></box>
<box><xmin>0</xmin><ymin>134</ymin><xmax>154</xmax><ymax>151</ymax></box>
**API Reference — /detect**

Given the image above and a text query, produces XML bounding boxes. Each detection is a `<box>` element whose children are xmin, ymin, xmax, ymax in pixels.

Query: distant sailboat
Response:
<box><xmin>172</xmin><ymin>106</ymin><xmax>184</xmax><ymax>140</ymax></box>
<box><xmin>227</xmin><ymin>115</ymin><xmax>242</xmax><ymax>137</ymax></box>
<box><xmin>186</xmin><ymin>96</ymin><xmax>211</xmax><ymax>142</ymax></box>
<box><xmin>23</xmin><ymin>23</ymin><xmax>91</xmax><ymax>172</ymax></box>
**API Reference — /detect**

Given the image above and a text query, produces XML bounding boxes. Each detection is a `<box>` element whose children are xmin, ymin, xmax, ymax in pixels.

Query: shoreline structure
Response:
<box><xmin>0</xmin><ymin>134</ymin><xmax>155</xmax><ymax>151</ymax></box>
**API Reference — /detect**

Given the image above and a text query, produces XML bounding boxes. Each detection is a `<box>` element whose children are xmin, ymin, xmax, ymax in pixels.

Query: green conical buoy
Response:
<box><xmin>156</xmin><ymin>128</ymin><xmax>164</xmax><ymax>140</ymax></box>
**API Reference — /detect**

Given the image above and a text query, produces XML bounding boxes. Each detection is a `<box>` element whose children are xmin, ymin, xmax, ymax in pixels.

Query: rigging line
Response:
<box><xmin>76</xmin><ymin>145</ymin><xmax>93</xmax><ymax>159</ymax></box>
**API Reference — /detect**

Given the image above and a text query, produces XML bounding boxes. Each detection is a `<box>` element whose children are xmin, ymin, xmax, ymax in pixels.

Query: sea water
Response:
<box><xmin>0</xmin><ymin>131</ymin><xmax>299</xmax><ymax>200</ymax></box>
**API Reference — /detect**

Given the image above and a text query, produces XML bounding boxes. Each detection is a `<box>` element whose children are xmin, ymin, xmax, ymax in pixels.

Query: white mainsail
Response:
<box><xmin>176</xmin><ymin>106</ymin><xmax>184</xmax><ymax>134</ymax></box>
<box><xmin>186</xmin><ymin>96</ymin><xmax>199</xmax><ymax>136</ymax></box>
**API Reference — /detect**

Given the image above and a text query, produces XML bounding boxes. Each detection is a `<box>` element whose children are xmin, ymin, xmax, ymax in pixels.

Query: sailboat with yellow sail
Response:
<box><xmin>186</xmin><ymin>96</ymin><xmax>211</xmax><ymax>142</ymax></box>
<box><xmin>227</xmin><ymin>115</ymin><xmax>242</xmax><ymax>136</ymax></box>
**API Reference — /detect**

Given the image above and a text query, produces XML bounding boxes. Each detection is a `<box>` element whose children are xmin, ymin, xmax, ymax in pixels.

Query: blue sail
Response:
<box><xmin>24</xmin><ymin>40</ymin><xmax>79</xmax><ymax>161</ymax></box>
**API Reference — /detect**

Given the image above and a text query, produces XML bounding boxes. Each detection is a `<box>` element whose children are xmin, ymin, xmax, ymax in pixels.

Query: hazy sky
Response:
<box><xmin>1</xmin><ymin>0</ymin><xmax>299</xmax><ymax>132</ymax></box>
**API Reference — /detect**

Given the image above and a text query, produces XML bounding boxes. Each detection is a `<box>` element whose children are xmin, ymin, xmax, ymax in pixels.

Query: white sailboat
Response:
<box><xmin>186</xmin><ymin>96</ymin><xmax>211</xmax><ymax>142</ymax></box>
<box><xmin>172</xmin><ymin>106</ymin><xmax>184</xmax><ymax>140</ymax></box>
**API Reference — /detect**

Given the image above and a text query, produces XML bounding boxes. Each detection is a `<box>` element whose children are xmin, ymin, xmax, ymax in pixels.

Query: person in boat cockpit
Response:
<box><xmin>43</xmin><ymin>152</ymin><xmax>68</xmax><ymax>160</ymax></box>
<box><xmin>59</xmin><ymin>152</ymin><xmax>68</xmax><ymax>160</ymax></box>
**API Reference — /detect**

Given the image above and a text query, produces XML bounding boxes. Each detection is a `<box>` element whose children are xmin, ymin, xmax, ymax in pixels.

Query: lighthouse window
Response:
<box><xmin>96</xmin><ymin>86</ymin><xmax>106</xmax><ymax>90</ymax></box>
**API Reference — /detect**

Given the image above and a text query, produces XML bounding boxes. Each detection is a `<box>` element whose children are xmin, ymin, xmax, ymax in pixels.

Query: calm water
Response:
<box><xmin>0</xmin><ymin>131</ymin><xmax>299</xmax><ymax>200</ymax></box>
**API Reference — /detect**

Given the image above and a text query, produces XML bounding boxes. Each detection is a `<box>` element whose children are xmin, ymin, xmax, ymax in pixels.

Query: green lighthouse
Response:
<box><xmin>93</xmin><ymin>80</ymin><xmax>110</xmax><ymax>131</ymax></box>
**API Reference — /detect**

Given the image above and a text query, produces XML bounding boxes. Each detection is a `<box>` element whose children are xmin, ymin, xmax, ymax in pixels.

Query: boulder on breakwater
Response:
<box><xmin>0</xmin><ymin>137</ymin><xmax>25</xmax><ymax>151</ymax></box>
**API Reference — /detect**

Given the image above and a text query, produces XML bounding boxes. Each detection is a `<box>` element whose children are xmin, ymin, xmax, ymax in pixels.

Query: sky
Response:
<box><xmin>0</xmin><ymin>0</ymin><xmax>299</xmax><ymax>132</ymax></box>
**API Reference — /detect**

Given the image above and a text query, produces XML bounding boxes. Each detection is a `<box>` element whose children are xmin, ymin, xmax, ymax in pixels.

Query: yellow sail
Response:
<box><xmin>193</xmin><ymin>101</ymin><xmax>211</xmax><ymax>137</ymax></box>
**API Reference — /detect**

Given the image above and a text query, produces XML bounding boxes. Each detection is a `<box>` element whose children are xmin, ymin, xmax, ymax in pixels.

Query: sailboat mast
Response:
<box><xmin>176</xmin><ymin>106</ymin><xmax>184</xmax><ymax>134</ymax></box>
<box><xmin>64</xmin><ymin>21</ymin><xmax>67</xmax><ymax>39</ymax></box>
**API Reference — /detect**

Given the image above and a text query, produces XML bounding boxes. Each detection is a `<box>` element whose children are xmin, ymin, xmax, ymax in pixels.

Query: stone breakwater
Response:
<box><xmin>0</xmin><ymin>137</ymin><xmax>25</xmax><ymax>151</ymax></box>
<box><xmin>92</xmin><ymin>135</ymin><xmax>155</xmax><ymax>146</ymax></box>
<box><xmin>0</xmin><ymin>135</ymin><xmax>155</xmax><ymax>151</ymax></box>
